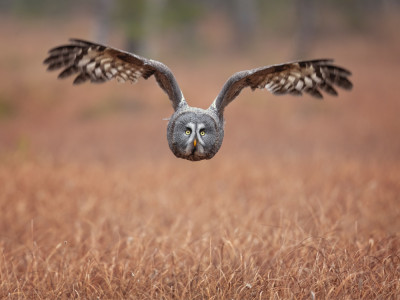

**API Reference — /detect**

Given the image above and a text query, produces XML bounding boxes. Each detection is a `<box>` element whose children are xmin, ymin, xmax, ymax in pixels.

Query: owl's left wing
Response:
<box><xmin>211</xmin><ymin>59</ymin><xmax>352</xmax><ymax>116</ymax></box>
<box><xmin>44</xmin><ymin>39</ymin><xmax>185</xmax><ymax>111</ymax></box>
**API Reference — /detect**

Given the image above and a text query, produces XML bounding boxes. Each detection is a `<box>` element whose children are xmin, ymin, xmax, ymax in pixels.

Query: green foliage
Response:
<box><xmin>4</xmin><ymin>0</ymin><xmax>392</xmax><ymax>33</ymax></box>
<box><xmin>257</xmin><ymin>0</ymin><xmax>295</xmax><ymax>33</ymax></box>
<box><xmin>162</xmin><ymin>0</ymin><xmax>205</xmax><ymax>27</ymax></box>
<box><xmin>5</xmin><ymin>0</ymin><xmax>80</xmax><ymax>17</ymax></box>
<box><xmin>114</xmin><ymin>0</ymin><xmax>147</xmax><ymax>40</ymax></box>
<box><xmin>114</xmin><ymin>0</ymin><xmax>205</xmax><ymax>40</ymax></box>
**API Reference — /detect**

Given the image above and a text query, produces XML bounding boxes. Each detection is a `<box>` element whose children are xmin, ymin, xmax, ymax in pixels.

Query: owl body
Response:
<box><xmin>44</xmin><ymin>39</ymin><xmax>352</xmax><ymax>161</ymax></box>
<box><xmin>167</xmin><ymin>106</ymin><xmax>224</xmax><ymax>161</ymax></box>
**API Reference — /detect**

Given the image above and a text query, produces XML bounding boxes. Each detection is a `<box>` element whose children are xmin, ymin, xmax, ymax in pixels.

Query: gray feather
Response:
<box><xmin>44</xmin><ymin>38</ymin><xmax>186</xmax><ymax>111</ymax></box>
<box><xmin>211</xmin><ymin>59</ymin><xmax>353</xmax><ymax>116</ymax></box>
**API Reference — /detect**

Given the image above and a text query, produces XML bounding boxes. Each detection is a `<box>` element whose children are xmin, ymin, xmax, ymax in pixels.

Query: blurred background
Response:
<box><xmin>1</xmin><ymin>2</ymin><xmax>400</xmax><ymax>297</ymax></box>
<box><xmin>0</xmin><ymin>0</ymin><xmax>399</xmax><ymax>164</ymax></box>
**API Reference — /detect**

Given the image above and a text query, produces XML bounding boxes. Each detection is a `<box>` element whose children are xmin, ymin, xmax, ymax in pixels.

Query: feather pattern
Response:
<box><xmin>43</xmin><ymin>39</ymin><xmax>185</xmax><ymax>111</ymax></box>
<box><xmin>212</xmin><ymin>59</ymin><xmax>353</xmax><ymax>115</ymax></box>
<box><xmin>44</xmin><ymin>39</ymin><xmax>354</xmax><ymax>161</ymax></box>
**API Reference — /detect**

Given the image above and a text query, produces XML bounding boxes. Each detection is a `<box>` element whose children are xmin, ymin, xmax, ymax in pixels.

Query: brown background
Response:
<box><xmin>0</xmin><ymin>5</ymin><xmax>399</xmax><ymax>298</ymax></box>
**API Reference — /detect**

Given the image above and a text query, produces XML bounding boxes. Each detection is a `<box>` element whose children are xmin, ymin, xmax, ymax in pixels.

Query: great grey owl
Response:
<box><xmin>44</xmin><ymin>39</ymin><xmax>353</xmax><ymax>161</ymax></box>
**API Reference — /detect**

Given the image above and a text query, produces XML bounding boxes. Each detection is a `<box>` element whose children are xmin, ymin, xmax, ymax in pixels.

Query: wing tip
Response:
<box><xmin>69</xmin><ymin>38</ymin><xmax>89</xmax><ymax>44</ymax></box>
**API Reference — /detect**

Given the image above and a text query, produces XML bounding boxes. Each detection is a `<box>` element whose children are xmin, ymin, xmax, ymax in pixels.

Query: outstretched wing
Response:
<box><xmin>44</xmin><ymin>38</ymin><xmax>186</xmax><ymax>111</ymax></box>
<box><xmin>211</xmin><ymin>59</ymin><xmax>352</xmax><ymax>115</ymax></box>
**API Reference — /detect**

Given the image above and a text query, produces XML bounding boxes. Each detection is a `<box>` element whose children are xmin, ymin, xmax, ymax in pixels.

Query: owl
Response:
<box><xmin>44</xmin><ymin>39</ymin><xmax>353</xmax><ymax>161</ymax></box>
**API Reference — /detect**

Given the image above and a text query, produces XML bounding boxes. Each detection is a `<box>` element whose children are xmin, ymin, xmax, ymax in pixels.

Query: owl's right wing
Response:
<box><xmin>211</xmin><ymin>59</ymin><xmax>352</xmax><ymax>116</ymax></box>
<box><xmin>44</xmin><ymin>38</ymin><xmax>186</xmax><ymax>111</ymax></box>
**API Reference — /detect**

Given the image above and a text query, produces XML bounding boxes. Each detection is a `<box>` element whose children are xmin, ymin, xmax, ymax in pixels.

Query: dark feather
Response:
<box><xmin>212</xmin><ymin>59</ymin><xmax>352</xmax><ymax>115</ymax></box>
<box><xmin>58</xmin><ymin>65</ymin><xmax>79</xmax><ymax>79</ymax></box>
<box><xmin>44</xmin><ymin>38</ymin><xmax>185</xmax><ymax>111</ymax></box>
<box><xmin>305</xmin><ymin>87</ymin><xmax>323</xmax><ymax>99</ymax></box>
<box><xmin>73</xmin><ymin>73</ymin><xmax>90</xmax><ymax>85</ymax></box>
<box><xmin>319</xmin><ymin>82</ymin><xmax>338</xmax><ymax>96</ymax></box>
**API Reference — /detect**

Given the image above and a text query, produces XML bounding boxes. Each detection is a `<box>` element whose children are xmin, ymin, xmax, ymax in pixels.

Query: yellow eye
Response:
<box><xmin>185</xmin><ymin>129</ymin><xmax>191</xmax><ymax>135</ymax></box>
<box><xmin>200</xmin><ymin>130</ymin><xmax>205</xmax><ymax>136</ymax></box>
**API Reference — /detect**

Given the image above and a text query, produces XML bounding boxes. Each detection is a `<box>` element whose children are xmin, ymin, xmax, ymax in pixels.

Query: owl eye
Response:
<box><xmin>200</xmin><ymin>130</ymin><xmax>205</xmax><ymax>136</ymax></box>
<box><xmin>185</xmin><ymin>129</ymin><xmax>191</xmax><ymax>135</ymax></box>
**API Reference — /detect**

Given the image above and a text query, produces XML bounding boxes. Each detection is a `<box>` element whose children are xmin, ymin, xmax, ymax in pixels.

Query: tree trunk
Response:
<box><xmin>94</xmin><ymin>0</ymin><xmax>114</xmax><ymax>43</ymax></box>
<box><xmin>295</xmin><ymin>0</ymin><xmax>316</xmax><ymax>58</ymax></box>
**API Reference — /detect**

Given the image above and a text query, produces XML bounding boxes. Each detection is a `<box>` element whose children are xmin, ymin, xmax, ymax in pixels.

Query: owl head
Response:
<box><xmin>167</xmin><ymin>108</ymin><xmax>224</xmax><ymax>161</ymax></box>
<box><xmin>45</xmin><ymin>39</ymin><xmax>353</xmax><ymax>162</ymax></box>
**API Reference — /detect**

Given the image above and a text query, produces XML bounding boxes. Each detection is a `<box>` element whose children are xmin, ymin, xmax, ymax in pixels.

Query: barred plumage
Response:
<box><xmin>44</xmin><ymin>39</ymin><xmax>184</xmax><ymax>110</ymax></box>
<box><xmin>44</xmin><ymin>38</ymin><xmax>353</xmax><ymax>161</ymax></box>
<box><xmin>212</xmin><ymin>59</ymin><xmax>353</xmax><ymax>114</ymax></box>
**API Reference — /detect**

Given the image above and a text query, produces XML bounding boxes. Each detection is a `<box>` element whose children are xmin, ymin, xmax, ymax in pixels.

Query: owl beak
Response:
<box><xmin>193</xmin><ymin>139</ymin><xmax>197</xmax><ymax>147</ymax></box>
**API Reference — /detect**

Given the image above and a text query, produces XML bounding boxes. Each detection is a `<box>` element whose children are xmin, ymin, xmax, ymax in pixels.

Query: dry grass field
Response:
<box><xmin>1</xmin><ymin>15</ymin><xmax>400</xmax><ymax>299</ymax></box>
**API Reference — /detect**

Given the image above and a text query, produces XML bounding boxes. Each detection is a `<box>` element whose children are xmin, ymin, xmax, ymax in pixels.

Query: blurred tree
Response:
<box><xmin>295</xmin><ymin>0</ymin><xmax>316</xmax><ymax>58</ymax></box>
<box><xmin>115</xmin><ymin>0</ymin><xmax>203</xmax><ymax>55</ymax></box>
<box><xmin>231</xmin><ymin>0</ymin><xmax>258</xmax><ymax>49</ymax></box>
<box><xmin>162</xmin><ymin>0</ymin><xmax>204</xmax><ymax>52</ymax></box>
<box><xmin>115</xmin><ymin>0</ymin><xmax>147</xmax><ymax>53</ymax></box>
<box><xmin>0</xmin><ymin>0</ymin><xmax>13</xmax><ymax>12</ymax></box>
<box><xmin>354</xmin><ymin>0</ymin><xmax>385</xmax><ymax>30</ymax></box>
<box><xmin>3</xmin><ymin>0</ymin><xmax>400</xmax><ymax>55</ymax></box>
<box><xmin>94</xmin><ymin>0</ymin><xmax>114</xmax><ymax>43</ymax></box>
<box><xmin>141</xmin><ymin>0</ymin><xmax>167</xmax><ymax>57</ymax></box>
<box><xmin>4</xmin><ymin>0</ymin><xmax>85</xmax><ymax>16</ymax></box>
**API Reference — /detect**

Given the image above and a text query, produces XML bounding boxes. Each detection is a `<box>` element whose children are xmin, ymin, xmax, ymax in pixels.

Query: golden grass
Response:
<box><xmin>1</xmin><ymin>157</ymin><xmax>399</xmax><ymax>299</ymax></box>
<box><xmin>1</xmin><ymin>15</ymin><xmax>400</xmax><ymax>299</ymax></box>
